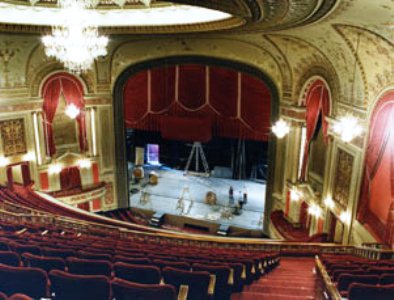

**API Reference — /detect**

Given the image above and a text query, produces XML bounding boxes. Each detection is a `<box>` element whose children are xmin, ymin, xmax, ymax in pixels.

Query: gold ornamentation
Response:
<box><xmin>0</xmin><ymin>118</ymin><xmax>27</xmax><ymax>156</ymax></box>
<box><xmin>333</xmin><ymin>148</ymin><xmax>354</xmax><ymax>208</ymax></box>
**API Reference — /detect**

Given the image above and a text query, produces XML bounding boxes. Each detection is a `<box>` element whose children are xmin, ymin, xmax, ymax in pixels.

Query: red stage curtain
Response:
<box><xmin>160</xmin><ymin>116</ymin><xmax>212</xmax><ymax>142</ymax></box>
<box><xmin>178</xmin><ymin>65</ymin><xmax>206</xmax><ymax>109</ymax></box>
<box><xmin>357</xmin><ymin>90</ymin><xmax>394</xmax><ymax>244</ymax></box>
<box><xmin>42</xmin><ymin>73</ymin><xmax>87</xmax><ymax>156</ymax></box>
<box><xmin>300</xmin><ymin>80</ymin><xmax>330</xmax><ymax>181</ymax></box>
<box><xmin>123</xmin><ymin>64</ymin><xmax>271</xmax><ymax>142</ymax></box>
<box><xmin>60</xmin><ymin>166</ymin><xmax>82</xmax><ymax>190</ymax></box>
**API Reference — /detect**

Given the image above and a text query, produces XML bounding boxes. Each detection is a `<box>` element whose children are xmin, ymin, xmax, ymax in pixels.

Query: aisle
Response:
<box><xmin>232</xmin><ymin>257</ymin><xmax>323</xmax><ymax>300</ymax></box>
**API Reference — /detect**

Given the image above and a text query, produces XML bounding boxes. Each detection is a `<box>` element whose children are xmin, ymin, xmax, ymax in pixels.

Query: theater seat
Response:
<box><xmin>348</xmin><ymin>283</ymin><xmax>394</xmax><ymax>300</ymax></box>
<box><xmin>66</xmin><ymin>257</ymin><xmax>112</xmax><ymax>277</ymax></box>
<box><xmin>111</xmin><ymin>277</ymin><xmax>177</xmax><ymax>300</ymax></box>
<box><xmin>192</xmin><ymin>263</ymin><xmax>232</xmax><ymax>300</ymax></box>
<box><xmin>41</xmin><ymin>247</ymin><xmax>76</xmax><ymax>259</ymax></box>
<box><xmin>114</xmin><ymin>262</ymin><xmax>161</xmax><ymax>284</ymax></box>
<box><xmin>163</xmin><ymin>266</ymin><xmax>212</xmax><ymax>300</ymax></box>
<box><xmin>8</xmin><ymin>294</ymin><xmax>33</xmax><ymax>300</ymax></box>
<box><xmin>153</xmin><ymin>259</ymin><xmax>190</xmax><ymax>271</ymax></box>
<box><xmin>49</xmin><ymin>270</ymin><xmax>111</xmax><ymax>300</ymax></box>
<box><xmin>0</xmin><ymin>292</ymin><xmax>6</xmax><ymax>300</ymax></box>
<box><xmin>113</xmin><ymin>255</ymin><xmax>151</xmax><ymax>265</ymax></box>
<box><xmin>0</xmin><ymin>241</ymin><xmax>9</xmax><ymax>251</ymax></box>
<box><xmin>380</xmin><ymin>274</ymin><xmax>394</xmax><ymax>285</ymax></box>
<box><xmin>77</xmin><ymin>250</ymin><xmax>112</xmax><ymax>261</ymax></box>
<box><xmin>0</xmin><ymin>264</ymin><xmax>48</xmax><ymax>298</ymax></box>
<box><xmin>0</xmin><ymin>251</ymin><xmax>20</xmax><ymax>266</ymax></box>
<box><xmin>336</xmin><ymin>274</ymin><xmax>379</xmax><ymax>297</ymax></box>
<box><xmin>9</xmin><ymin>244</ymin><xmax>41</xmax><ymax>256</ymax></box>
<box><xmin>22</xmin><ymin>252</ymin><xmax>65</xmax><ymax>273</ymax></box>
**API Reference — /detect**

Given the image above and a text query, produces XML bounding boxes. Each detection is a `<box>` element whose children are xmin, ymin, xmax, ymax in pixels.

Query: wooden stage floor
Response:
<box><xmin>129</xmin><ymin>168</ymin><xmax>266</xmax><ymax>230</ymax></box>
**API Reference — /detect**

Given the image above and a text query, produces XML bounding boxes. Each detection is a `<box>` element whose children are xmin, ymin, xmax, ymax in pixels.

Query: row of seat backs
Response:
<box><xmin>337</xmin><ymin>273</ymin><xmax>394</xmax><ymax>293</ymax></box>
<box><xmin>0</xmin><ymin>263</ymin><xmax>216</xmax><ymax>300</ymax></box>
<box><xmin>348</xmin><ymin>283</ymin><xmax>394</xmax><ymax>300</ymax></box>
<box><xmin>0</xmin><ymin>293</ymin><xmax>32</xmax><ymax>300</ymax></box>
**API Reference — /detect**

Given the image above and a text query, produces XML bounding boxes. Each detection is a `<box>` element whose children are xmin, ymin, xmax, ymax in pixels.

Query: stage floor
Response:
<box><xmin>129</xmin><ymin>168</ymin><xmax>265</xmax><ymax>230</ymax></box>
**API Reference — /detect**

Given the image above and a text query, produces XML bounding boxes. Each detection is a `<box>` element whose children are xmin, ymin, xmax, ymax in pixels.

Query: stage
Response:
<box><xmin>129</xmin><ymin>167</ymin><xmax>266</xmax><ymax>230</ymax></box>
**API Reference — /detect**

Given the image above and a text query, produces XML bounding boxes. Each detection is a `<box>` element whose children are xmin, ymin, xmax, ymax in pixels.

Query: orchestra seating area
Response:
<box><xmin>0</xmin><ymin>184</ymin><xmax>281</xmax><ymax>299</ymax></box>
<box><xmin>318</xmin><ymin>254</ymin><xmax>394</xmax><ymax>299</ymax></box>
<box><xmin>1</xmin><ymin>184</ymin><xmax>394</xmax><ymax>299</ymax></box>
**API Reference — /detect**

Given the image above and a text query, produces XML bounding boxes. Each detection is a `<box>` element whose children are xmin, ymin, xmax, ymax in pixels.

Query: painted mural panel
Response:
<box><xmin>333</xmin><ymin>148</ymin><xmax>354</xmax><ymax>208</ymax></box>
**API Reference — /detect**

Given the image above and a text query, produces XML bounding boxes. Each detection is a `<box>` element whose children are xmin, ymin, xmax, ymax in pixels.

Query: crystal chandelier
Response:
<box><xmin>42</xmin><ymin>0</ymin><xmax>108</xmax><ymax>73</ymax></box>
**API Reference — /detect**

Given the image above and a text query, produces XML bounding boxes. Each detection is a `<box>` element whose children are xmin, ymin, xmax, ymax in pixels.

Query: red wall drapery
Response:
<box><xmin>123</xmin><ymin>64</ymin><xmax>271</xmax><ymax>142</ymax></box>
<box><xmin>60</xmin><ymin>166</ymin><xmax>82</xmax><ymax>190</ymax></box>
<box><xmin>357</xmin><ymin>90</ymin><xmax>394</xmax><ymax>245</ymax></box>
<box><xmin>42</xmin><ymin>73</ymin><xmax>88</xmax><ymax>157</ymax></box>
<box><xmin>300</xmin><ymin>80</ymin><xmax>330</xmax><ymax>181</ymax></box>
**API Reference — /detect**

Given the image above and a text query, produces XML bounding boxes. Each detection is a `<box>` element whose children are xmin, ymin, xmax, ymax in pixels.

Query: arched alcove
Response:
<box><xmin>113</xmin><ymin>56</ymin><xmax>279</xmax><ymax>233</ymax></box>
<box><xmin>358</xmin><ymin>89</ymin><xmax>394</xmax><ymax>245</ymax></box>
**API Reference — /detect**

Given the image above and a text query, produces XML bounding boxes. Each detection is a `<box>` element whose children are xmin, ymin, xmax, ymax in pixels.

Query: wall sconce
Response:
<box><xmin>48</xmin><ymin>163</ymin><xmax>62</xmax><ymax>174</ymax></box>
<box><xmin>333</xmin><ymin>115</ymin><xmax>363</xmax><ymax>143</ymax></box>
<box><xmin>324</xmin><ymin>196</ymin><xmax>335</xmax><ymax>209</ymax></box>
<box><xmin>65</xmin><ymin>103</ymin><xmax>80</xmax><ymax>119</ymax></box>
<box><xmin>290</xmin><ymin>188</ymin><xmax>302</xmax><ymax>202</ymax></box>
<box><xmin>23</xmin><ymin>152</ymin><xmax>36</xmax><ymax>162</ymax></box>
<box><xmin>272</xmin><ymin>119</ymin><xmax>290</xmax><ymax>138</ymax></box>
<box><xmin>78</xmin><ymin>158</ymin><xmax>92</xmax><ymax>169</ymax></box>
<box><xmin>339</xmin><ymin>211</ymin><xmax>351</xmax><ymax>225</ymax></box>
<box><xmin>0</xmin><ymin>156</ymin><xmax>10</xmax><ymax>167</ymax></box>
<box><xmin>308</xmin><ymin>203</ymin><xmax>322</xmax><ymax>218</ymax></box>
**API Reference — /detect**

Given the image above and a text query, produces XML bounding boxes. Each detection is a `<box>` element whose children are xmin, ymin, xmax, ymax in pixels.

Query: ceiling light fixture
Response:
<box><xmin>324</xmin><ymin>196</ymin><xmax>335</xmax><ymax>209</ymax></box>
<box><xmin>272</xmin><ymin>119</ymin><xmax>290</xmax><ymax>138</ymax></box>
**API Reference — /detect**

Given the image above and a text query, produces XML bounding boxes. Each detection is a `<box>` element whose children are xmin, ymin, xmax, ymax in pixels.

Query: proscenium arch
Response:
<box><xmin>112</xmin><ymin>56</ymin><xmax>280</xmax><ymax>234</ymax></box>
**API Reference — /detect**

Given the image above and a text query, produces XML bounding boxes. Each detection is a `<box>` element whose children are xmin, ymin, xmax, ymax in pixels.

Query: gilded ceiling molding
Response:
<box><xmin>109</xmin><ymin>36</ymin><xmax>284</xmax><ymax>95</ymax></box>
<box><xmin>334</xmin><ymin>24</ymin><xmax>393</xmax><ymax>107</ymax></box>
<box><xmin>266</xmin><ymin>34</ymin><xmax>339</xmax><ymax>106</ymax></box>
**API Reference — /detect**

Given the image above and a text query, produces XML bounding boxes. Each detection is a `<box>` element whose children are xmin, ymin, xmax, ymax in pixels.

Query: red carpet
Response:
<box><xmin>232</xmin><ymin>258</ymin><xmax>323</xmax><ymax>300</ymax></box>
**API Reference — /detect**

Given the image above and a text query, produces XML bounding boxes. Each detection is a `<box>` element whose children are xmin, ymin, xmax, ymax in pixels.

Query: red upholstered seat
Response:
<box><xmin>114</xmin><ymin>262</ymin><xmax>161</xmax><ymax>284</ymax></box>
<box><xmin>77</xmin><ymin>250</ymin><xmax>112</xmax><ymax>261</ymax></box>
<box><xmin>40</xmin><ymin>247</ymin><xmax>75</xmax><ymax>259</ymax></box>
<box><xmin>66</xmin><ymin>257</ymin><xmax>112</xmax><ymax>277</ymax></box>
<box><xmin>111</xmin><ymin>277</ymin><xmax>176</xmax><ymax>300</ymax></box>
<box><xmin>22</xmin><ymin>252</ymin><xmax>65</xmax><ymax>273</ymax></box>
<box><xmin>9</xmin><ymin>244</ymin><xmax>41</xmax><ymax>256</ymax></box>
<box><xmin>0</xmin><ymin>241</ymin><xmax>9</xmax><ymax>251</ymax></box>
<box><xmin>153</xmin><ymin>259</ymin><xmax>190</xmax><ymax>271</ymax></box>
<box><xmin>8</xmin><ymin>294</ymin><xmax>33</xmax><ymax>300</ymax></box>
<box><xmin>49</xmin><ymin>269</ymin><xmax>111</xmax><ymax>300</ymax></box>
<box><xmin>348</xmin><ymin>283</ymin><xmax>394</xmax><ymax>300</ymax></box>
<box><xmin>0</xmin><ymin>292</ymin><xmax>7</xmax><ymax>300</ymax></box>
<box><xmin>0</xmin><ymin>264</ymin><xmax>49</xmax><ymax>298</ymax></box>
<box><xmin>163</xmin><ymin>266</ymin><xmax>211</xmax><ymax>300</ymax></box>
<box><xmin>332</xmin><ymin>268</ymin><xmax>363</xmax><ymax>282</ymax></box>
<box><xmin>192</xmin><ymin>263</ymin><xmax>232</xmax><ymax>300</ymax></box>
<box><xmin>113</xmin><ymin>255</ymin><xmax>151</xmax><ymax>265</ymax></box>
<box><xmin>336</xmin><ymin>274</ymin><xmax>379</xmax><ymax>296</ymax></box>
<box><xmin>380</xmin><ymin>274</ymin><xmax>394</xmax><ymax>285</ymax></box>
<box><xmin>367</xmin><ymin>267</ymin><xmax>394</xmax><ymax>276</ymax></box>
<box><xmin>0</xmin><ymin>251</ymin><xmax>20</xmax><ymax>267</ymax></box>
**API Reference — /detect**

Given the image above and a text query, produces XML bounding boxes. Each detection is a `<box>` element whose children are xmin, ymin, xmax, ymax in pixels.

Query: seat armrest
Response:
<box><xmin>228</xmin><ymin>268</ymin><xmax>234</xmax><ymax>285</ymax></box>
<box><xmin>178</xmin><ymin>285</ymin><xmax>189</xmax><ymax>300</ymax></box>
<box><xmin>208</xmin><ymin>274</ymin><xmax>216</xmax><ymax>296</ymax></box>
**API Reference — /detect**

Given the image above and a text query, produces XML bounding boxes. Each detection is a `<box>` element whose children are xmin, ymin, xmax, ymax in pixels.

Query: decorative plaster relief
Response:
<box><xmin>0</xmin><ymin>118</ymin><xmax>27</xmax><ymax>156</ymax></box>
<box><xmin>333</xmin><ymin>148</ymin><xmax>354</xmax><ymax>209</ymax></box>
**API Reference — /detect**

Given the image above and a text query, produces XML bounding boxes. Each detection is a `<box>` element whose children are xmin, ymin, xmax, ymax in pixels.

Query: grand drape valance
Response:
<box><xmin>42</xmin><ymin>73</ymin><xmax>88</xmax><ymax>157</ymax></box>
<box><xmin>357</xmin><ymin>90</ymin><xmax>394</xmax><ymax>246</ymax></box>
<box><xmin>300</xmin><ymin>80</ymin><xmax>330</xmax><ymax>181</ymax></box>
<box><xmin>123</xmin><ymin>64</ymin><xmax>272</xmax><ymax>142</ymax></box>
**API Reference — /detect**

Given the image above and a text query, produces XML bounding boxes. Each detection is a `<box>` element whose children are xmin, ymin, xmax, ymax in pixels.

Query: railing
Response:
<box><xmin>1</xmin><ymin>206</ymin><xmax>393</xmax><ymax>258</ymax></box>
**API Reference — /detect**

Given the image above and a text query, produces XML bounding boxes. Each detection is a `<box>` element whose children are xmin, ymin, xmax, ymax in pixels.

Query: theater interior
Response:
<box><xmin>0</xmin><ymin>0</ymin><xmax>393</xmax><ymax>299</ymax></box>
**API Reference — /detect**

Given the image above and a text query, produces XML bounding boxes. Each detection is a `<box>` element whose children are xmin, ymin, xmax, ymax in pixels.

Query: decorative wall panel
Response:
<box><xmin>0</xmin><ymin>118</ymin><xmax>27</xmax><ymax>156</ymax></box>
<box><xmin>333</xmin><ymin>148</ymin><xmax>354</xmax><ymax>208</ymax></box>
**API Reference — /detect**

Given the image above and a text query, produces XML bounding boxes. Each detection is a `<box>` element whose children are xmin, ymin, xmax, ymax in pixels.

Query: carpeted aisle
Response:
<box><xmin>232</xmin><ymin>257</ymin><xmax>323</xmax><ymax>300</ymax></box>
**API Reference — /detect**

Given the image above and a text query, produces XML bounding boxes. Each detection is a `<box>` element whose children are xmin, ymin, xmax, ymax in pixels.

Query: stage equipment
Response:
<box><xmin>217</xmin><ymin>224</ymin><xmax>230</xmax><ymax>236</ymax></box>
<box><xmin>149</xmin><ymin>171</ymin><xmax>158</xmax><ymax>185</ymax></box>
<box><xmin>176</xmin><ymin>185</ymin><xmax>194</xmax><ymax>215</ymax></box>
<box><xmin>139</xmin><ymin>187</ymin><xmax>150</xmax><ymax>205</ymax></box>
<box><xmin>149</xmin><ymin>211</ymin><xmax>165</xmax><ymax>228</ymax></box>
<box><xmin>135</xmin><ymin>147</ymin><xmax>145</xmax><ymax>165</ymax></box>
<box><xmin>133</xmin><ymin>166</ymin><xmax>144</xmax><ymax>182</ymax></box>
<box><xmin>184</xmin><ymin>142</ymin><xmax>209</xmax><ymax>176</ymax></box>
<box><xmin>205</xmin><ymin>191</ymin><xmax>217</xmax><ymax>205</ymax></box>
